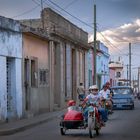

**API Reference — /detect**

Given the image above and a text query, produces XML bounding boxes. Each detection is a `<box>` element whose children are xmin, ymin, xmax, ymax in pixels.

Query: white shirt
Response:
<box><xmin>86</xmin><ymin>93</ymin><xmax>100</xmax><ymax>102</ymax></box>
<box><xmin>77</xmin><ymin>85</ymin><xmax>85</xmax><ymax>95</ymax></box>
<box><xmin>99</xmin><ymin>89</ymin><xmax>110</xmax><ymax>99</ymax></box>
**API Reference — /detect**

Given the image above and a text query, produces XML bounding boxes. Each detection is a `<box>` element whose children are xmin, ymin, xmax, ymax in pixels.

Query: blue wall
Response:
<box><xmin>96</xmin><ymin>42</ymin><xmax>110</xmax><ymax>89</ymax></box>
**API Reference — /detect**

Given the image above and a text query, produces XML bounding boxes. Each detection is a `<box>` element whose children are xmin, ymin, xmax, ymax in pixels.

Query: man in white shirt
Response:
<box><xmin>99</xmin><ymin>85</ymin><xmax>110</xmax><ymax>99</ymax></box>
<box><xmin>99</xmin><ymin>84</ymin><xmax>113</xmax><ymax>113</ymax></box>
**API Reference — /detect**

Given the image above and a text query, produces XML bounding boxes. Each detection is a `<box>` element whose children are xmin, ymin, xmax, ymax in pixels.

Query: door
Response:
<box><xmin>24</xmin><ymin>59</ymin><xmax>30</xmax><ymax>111</ymax></box>
<box><xmin>53</xmin><ymin>43</ymin><xmax>61</xmax><ymax>107</ymax></box>
<box><xmin>6</xmin><ymin>57</ymin><xmax>16</xmax><ymax>120</ymax></box>
<box><xmin>97</xmin><ymin>75</ymin><xmax>101</xmax><ymax>90</ymax></box>
<box><xmin>72</xmin><ymin>49</ymin><xmax>76</xmax><ymax>100</ymax></box>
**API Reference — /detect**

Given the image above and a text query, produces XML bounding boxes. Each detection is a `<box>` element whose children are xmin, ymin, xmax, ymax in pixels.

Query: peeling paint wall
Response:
<box><xmin>23</xmin><ymin>33</ymin><xmax>49</xmax><ymax>115</ymax></box>
<box><xmin>20</xmin><ymin>8</ymin><xmax>89</xmax><ymax>110</ymax></box>
<box><xmin>0</xmin><ymin>17</ymin><xmax>22</xmax><ymax>121</ymax></box>
<box><xmin>0</xmin><ymin>29</ymin><xmax>22</xmax><ymax>58</ymax></box>
<box><xmin>0</xmin><ymin>56</ymin><xmax>7</xmax><ymax>120</ymax></box>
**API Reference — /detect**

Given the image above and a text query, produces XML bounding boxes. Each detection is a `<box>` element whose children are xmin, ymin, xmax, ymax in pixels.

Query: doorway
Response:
<box><xmin>6</xmin><ymin>57</ymin><xmax>16</xmax><ymax>119</ymax></box>
<box><xmin>72</xmin><ymin>49</ymin><xmax>76</xmax><ymax>100</ymax></box>
<box><xmin>24</xmin><ymin>59</ymin><xmax>30</xmax><ymax>111</ymax></box>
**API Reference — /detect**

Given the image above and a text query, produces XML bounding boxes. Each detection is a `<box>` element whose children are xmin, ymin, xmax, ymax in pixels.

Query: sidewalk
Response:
<box><xmin>0</xmin><ymin>109</ymin><xmax>66</xmax><ymax>136</ymax></box>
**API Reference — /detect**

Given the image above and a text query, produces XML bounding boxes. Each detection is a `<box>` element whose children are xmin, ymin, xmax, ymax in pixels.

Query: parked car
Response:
<box><xmin>110</xmin><ymin>86</ymin><xmax>134</xmax><ymax>110</ymax></box>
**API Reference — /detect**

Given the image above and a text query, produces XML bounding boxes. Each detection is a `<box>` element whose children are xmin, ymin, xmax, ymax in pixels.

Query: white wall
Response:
<box><xmin>0</xmin><ymin>18</ymin><xmax>22</xmax><ymax>120</ymax></box>
<box><xmin>0</xmin><ymin>56</ymin><xmax>7</xmax><ymax>121</ymax></box>
<box><xmin>15</xmin><ymin>58</ymin><xmax>22</xmax><ymax>118</ymax></box>
<box><xmin>0</xmin><ymin>31</ymin><xmax>22</xmax><ymax>58</ymax></box>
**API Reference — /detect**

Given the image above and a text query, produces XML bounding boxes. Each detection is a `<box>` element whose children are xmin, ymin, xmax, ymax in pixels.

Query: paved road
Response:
<box><xmin>1</xmin><ymin>100</ymin><xmax>140</xmax><ymax>140</ymax></box>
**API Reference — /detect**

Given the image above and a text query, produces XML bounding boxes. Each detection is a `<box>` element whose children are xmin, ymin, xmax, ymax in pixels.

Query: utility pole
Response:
<box><xmin>93</xmin><ymin>4</ymin><xmax>97</xmax><ymax>85</ymax></box>
<box><xmin>127</xmin><ymin>64</ymin><xmax>129</xmax><ymax>86</ymax></box>
<box><xmin>129</xmin><ymin>43</ymin><xmax>131</xmax><ymax>86</ymax></box>
<box><xmin>41</xmin><ymin>0</ymin><xmax>44</xmax><ymax>29</ymax></box>
<box><xmin>138</xmin><ymin>67</ymin><xmax>140</xmax><ymax>92</ymax></box>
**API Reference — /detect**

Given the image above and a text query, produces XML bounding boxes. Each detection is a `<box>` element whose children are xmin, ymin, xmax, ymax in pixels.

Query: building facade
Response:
<box><xmin>88</xmin><ymin>41</ymin><xmax>110</xmax><ymax>90</ymax></box>
<box><xmin>20</xmin><ymin>8</ymin><xmax>89</xmax><ymax>112</ymax></box>
<box><xmin>96</xmin><ymin>41</ymin><xmax>110</xmax><ymax>89</ymax></box>
<box><xmin>22</xmin><ymin>26</ymin><xmax>50</xmax><ymax>116</ymax></box>
<box><xmin>109</xmin><ymin>61</ymin><xmax>124</xmax><ymax>86</ymax></box>
<box><xmin>0</xmin><ymin>16</ymin><xmax>22</xmax><ymax>121</ymax></box>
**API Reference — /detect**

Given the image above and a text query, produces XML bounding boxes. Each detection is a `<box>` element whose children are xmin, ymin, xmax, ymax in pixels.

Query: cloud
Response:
<box><xmin>89</xmin><ymin>19</ymin><xmax>140</xmax><ymax>54</ymax></box>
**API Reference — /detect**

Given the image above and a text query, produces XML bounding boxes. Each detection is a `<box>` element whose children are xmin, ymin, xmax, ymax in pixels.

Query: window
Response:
<box><xmin>31</xmin><ymin>59</ymin><xmax>37</xmax><ymax>87</ymax></box>
<box><xmin>116</xmin><ymin>72</ymin><xmax>121</xmax><ymax>78</ymax></box>
<box><xmin>39</xmin><ymin>69</ymin><xmax>49</xmax><ymax>86</ymax></box>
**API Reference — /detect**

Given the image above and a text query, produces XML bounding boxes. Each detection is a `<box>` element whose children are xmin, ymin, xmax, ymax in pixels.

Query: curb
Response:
<box><xmin>0</xmin><ymin>110</ymin><xmax>65</xmax><ymax>136</ymax></box>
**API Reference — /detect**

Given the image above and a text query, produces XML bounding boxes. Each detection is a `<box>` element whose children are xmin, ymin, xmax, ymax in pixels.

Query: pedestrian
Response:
<box><xmin>77</xmin><ymin>83</ymin><xmax>86</xmax><ymax>101</ymax></box>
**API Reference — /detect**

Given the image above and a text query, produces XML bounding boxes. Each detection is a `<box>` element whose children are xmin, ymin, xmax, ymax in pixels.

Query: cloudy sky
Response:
<box><xmin>0</xmin><ymin>0</ymin><xmax>140</xmax><ymax>77</ymax></box>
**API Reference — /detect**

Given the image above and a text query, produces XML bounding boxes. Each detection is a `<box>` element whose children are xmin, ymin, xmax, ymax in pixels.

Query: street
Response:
<box><xmin>0</xmin><ymin>100</ymin><xmax>140</xmax><ymax>140</ymax></box>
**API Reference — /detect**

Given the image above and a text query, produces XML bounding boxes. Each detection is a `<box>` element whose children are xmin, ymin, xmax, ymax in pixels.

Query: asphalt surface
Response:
<box><xmin>0</xmin><ymin>100</ymin><xmax>140</xmax><ymax>140</ymax></box>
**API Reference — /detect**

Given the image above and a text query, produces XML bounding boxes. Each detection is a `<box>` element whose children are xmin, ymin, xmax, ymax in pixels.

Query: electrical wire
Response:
<box><xmin>12</xmin><ymin>0</ymin><xmax>136</xmax><ymax>57</ymax></box>
<box><xmin>64</xmin><ymin>0</ymin><xmax>79</xmax><ymax>9</ymax></box>
<box><xmin>46</xmin><ymin>0</ymin><xmax>93</xmax><ymax>29</ymax></box>
<box><xmin>46</xmin><ymin>0</ymin><xmax>128</xmax><ymax>57</ymax></box>
<box><xmin>34</xmin><ymin>0</ymin><xmax>64</xmax><ymax>15</ymax></box>
<box><xmin>12</xmin><ymin>5</ymin><xmax>39</xmax><ymax>18</ymax></box>
<box><xmin>11</xmin><ymin>0</ymin><xmax>49</xmax><ymax>18</ymax></box>
<box><xmin>98</xmin><ymin>31</ymin><xmax>124</xmax><ymax>55</ymax></box>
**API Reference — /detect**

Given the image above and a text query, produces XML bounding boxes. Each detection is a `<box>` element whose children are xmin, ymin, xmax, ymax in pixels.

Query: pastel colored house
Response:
<box><xmin>88</xmin><ymin>41</ymin><xmax>110</xmax><ymax>90</ymax></box>
<box><xmin>0</xmin><ymin>16</ymin><xmax>22</xmax><ymax>121</ymax></box>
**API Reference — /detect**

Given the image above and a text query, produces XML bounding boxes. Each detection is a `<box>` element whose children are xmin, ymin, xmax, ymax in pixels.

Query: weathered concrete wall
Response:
<box><xmin>53</xmin><ymin>43</ymin><xmax>61</xmax><ymax>107</ymax></box>
<box><xmin>20</xmin><ymin>19</ymin><xmax>41</xmax><ymax>29</ymax></box>
<box><xmin>23</xmin><ymin>34</ymin><xmax>49</xmax><ymax>68</ymax></box>
<box><xmin>23</xmin><ymin>34</ymin><xmax>50</xmax><ymax>115</ymax></box>
<box><xmin>66</xmin><ymin>43</ymin><xmax>72</xmax><ymax>99</ymax></box>
<box><xmin>0</xmin><ymin>16</ymin><xmax>21</xmax><ymax>31</ymax></box>
<box><xmin>59</xmin><ymin>42</ymin><xmax>65</xmax><ymax>107</ymax></box>
<box><xmin>48</xmin><ymin>41</ymin><xmax>54</xmax><ymax>111</ymax></box>
<box><xmin>20</xmin><ymin>8</ymin><xmax>88</xmax><ymax>48</ymax></box>
<box><xmin>0</xmin><ymin>16</ymin><xmax>22</xmax><ymax>121</ymax></box>
<box><xmin>20</xmin><ymin>8</ymin><xmax>89</xmax><ymax>109</ymax></box>
<box><xmin>0</xmin><ymin>56</ymin><xmax>7</xmax><ymax>121</ymax></box>
<box><xmin>42</xmin><ymin>8</ymin><xmax>88</xmax><ymax>45</ymax></box>
<box><xmin>0</xmin><ymin>16</ymin><xmax>22</xmax><ymax>58</ymax></box>
<box><xmin>15</xmin><ymin>59</ymin><xmax>22</xmax><ymax>118</ymax></box>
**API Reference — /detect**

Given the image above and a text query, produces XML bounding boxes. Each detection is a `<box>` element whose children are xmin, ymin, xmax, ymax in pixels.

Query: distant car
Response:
<box><xmin>110</xmin><ymin>86</ymin><xmax>134</xmax><ymax>110</ymax></box>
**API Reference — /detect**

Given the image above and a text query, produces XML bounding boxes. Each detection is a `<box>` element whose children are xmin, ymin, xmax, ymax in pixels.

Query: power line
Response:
<box><xmin>34</xmin><ymin>0</ymin><xmax>126</xmax><ymax>56</ymax></box>
<box><xmin>46</xmin><ymin>0</ymin><xmax>126</xmax><ymax>56</ymax></box>
<box><xmin>32</xmin><ymin>0</ymin><xmax>41</xmax><ymax>6</ymax></box>
<box><xmin>12</xmin><ymin>0</ymin><xmax>132</xmax><ymax>57</ymax></box>
<box><xmin>64</xmin><ymin>0</ymin><xmax>79</xmax><ymax>9</ymax></box>
<box><xmin>97</xmin><ymin>26</ymin><xmax>124</xmax><ymax>52</ymax></box>
<box><xmin>12</xmin><ymin>5</ymin><xmax>39</xmax><ymax>18</ymax></box>
<box><xmin>35</xmin><ymin>0</ymin><xmax>64</xmax><ymax>15</ymax></box>
<box><xmin>98</xmin><ymin>31</ymin><xmax>123</xmax><ymax>54</ymax></box>
<box><xmin>12</xmin><ymin>0</ymin><xmax>50</xmax><ymax>19</ymax></box>
<box><xmin>46</xmin><ymin>0</ymin><xmax>93</xmax><ymax>29</ymax></box>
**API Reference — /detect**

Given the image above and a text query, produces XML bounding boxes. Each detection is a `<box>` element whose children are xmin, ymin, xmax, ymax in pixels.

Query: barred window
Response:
<box><xmin>39</xmin><ymin>69</ymin><xmax>49</xmax><ymax>85</ymax></box>
<box><xmin>31</xmin><ymin>59</ymin><xmax>38</xmax><ymax>87</ymax></box>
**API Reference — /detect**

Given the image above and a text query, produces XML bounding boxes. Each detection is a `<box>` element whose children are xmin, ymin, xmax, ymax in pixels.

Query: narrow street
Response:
<box><xmin>0</xmin><ymin>100</ymin><xmax>140</xmax><ymax>140</ymax></box>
